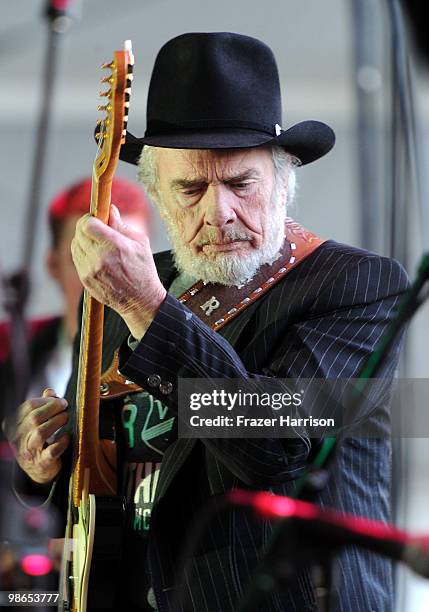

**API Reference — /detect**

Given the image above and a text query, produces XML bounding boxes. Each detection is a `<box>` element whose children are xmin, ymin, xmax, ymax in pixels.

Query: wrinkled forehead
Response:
<box><xmin>156</xmin><ymin>147</ymin><xmax>274</xmax><ymax>181</ymax></box>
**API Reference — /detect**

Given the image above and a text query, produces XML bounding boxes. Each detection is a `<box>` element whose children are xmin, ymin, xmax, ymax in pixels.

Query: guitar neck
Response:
<box><xmin>70</xmin><ymin>45</ymin><xmax>134</xmax><ymax>507</ymax></box>
<box><xmin>73</xmin><ymin>292</ymin><xmax>115</xmax><ymax>506</ymax></box>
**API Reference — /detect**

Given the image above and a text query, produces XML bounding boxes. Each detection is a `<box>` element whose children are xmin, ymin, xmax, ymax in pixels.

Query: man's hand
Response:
<box><xmin>5</xmin><ymin>388</ymin><xmax>70</xmax><ymax>485</ymax></box>
<box><xmin>71</xmin><ymin>204</ymin><xmax>167</xmax><ymax>340</ymax></box>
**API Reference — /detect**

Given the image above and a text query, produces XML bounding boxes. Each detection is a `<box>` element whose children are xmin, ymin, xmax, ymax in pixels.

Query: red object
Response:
<box><xmin>227</xmin><ymin>489</ymin><xmax>429</xmax><ymax>579</ymax></box>
<box><xmin>228</xmin><ymin>489</ymin><xmax>408</xmax><ymax>544</ymax></box>
<box><xmin>21</xmin><ymin>554</ymin><xmax>53</xmax><ymax>576</ymax></box>
<box><xmin>51</xmin><ymin>0</ymin><xmax>71</xmax><ymax>9</ymax></box>
<box><xmin>49</xmin><ymin>176</ymin><xmax>152</xmax><ymax>222</ymax></box>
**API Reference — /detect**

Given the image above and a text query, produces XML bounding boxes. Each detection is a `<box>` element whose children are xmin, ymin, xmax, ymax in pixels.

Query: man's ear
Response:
<box><xmin>46</xmin><ymin>249</ymin><xmax>60</xmax><ymax>281</ymax></box>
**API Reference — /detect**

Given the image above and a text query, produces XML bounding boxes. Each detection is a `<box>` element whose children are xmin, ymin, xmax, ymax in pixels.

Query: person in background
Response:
<box><xmin>0</xmin><ymin>176</ymin><xmax>152</xmax><ymax>401</ymax></box>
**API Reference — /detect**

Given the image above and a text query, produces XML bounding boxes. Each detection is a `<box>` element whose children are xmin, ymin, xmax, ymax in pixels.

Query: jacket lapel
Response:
<box><xmin>154</xmin><ymin>438</ymin><xmax>196</xmax><ymax>503</ymax></box>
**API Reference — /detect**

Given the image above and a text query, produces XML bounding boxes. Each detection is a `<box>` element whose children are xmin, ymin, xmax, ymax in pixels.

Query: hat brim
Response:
<box><xmin>118</xmin><ymin>120</ymin><xmax>335</xmax><ymax>166</ymax></box>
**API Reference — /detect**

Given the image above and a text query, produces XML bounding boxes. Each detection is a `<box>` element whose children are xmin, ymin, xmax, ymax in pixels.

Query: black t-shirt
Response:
<box><xmin>117</xmin><ymin>389</ymin><xmax>176</xmax><ymax>609</ymax></box>
<box><xmin>121</xmin><ymin>391</ymin><xmax>176</xmax><ymax>534</ymax></box>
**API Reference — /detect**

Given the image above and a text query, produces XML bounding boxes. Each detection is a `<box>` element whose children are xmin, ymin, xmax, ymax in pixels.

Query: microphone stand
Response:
<box><xmin>230</xmin><ymin>489</ymin><xmax>429</xmax><ymax>611</ymax></box>
<box><xmin>1</xmin><ymin>1</ymin><xmax>74</xmax><ymax>417</ymax></box>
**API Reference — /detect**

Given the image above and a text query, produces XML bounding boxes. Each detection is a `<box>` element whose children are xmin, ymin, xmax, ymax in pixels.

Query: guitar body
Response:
<box><xmin>59</xmin><ymin>42</ymin><xmax>134</xmax><ymax>612</ymax></box>
<box><xmin>61</xmin><ymin>492</ymin><xmax>125</xmax><ymax>610</ymax></box>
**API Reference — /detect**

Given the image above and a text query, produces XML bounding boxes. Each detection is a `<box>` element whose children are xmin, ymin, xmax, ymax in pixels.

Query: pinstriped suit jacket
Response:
<box><xmin>62</xmin><ymin>238</ymin><xmax>408</xmax><ymax>611</ymax></box>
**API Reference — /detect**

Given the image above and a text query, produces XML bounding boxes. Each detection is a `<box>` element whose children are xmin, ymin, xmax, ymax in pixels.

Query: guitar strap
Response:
<box><xmin>100</xmin><ymin>218</ymin><xmax>325</xmax><ymax>399</ymax></box>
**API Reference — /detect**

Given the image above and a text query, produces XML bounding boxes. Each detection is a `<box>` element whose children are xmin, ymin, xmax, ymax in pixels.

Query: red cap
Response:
<box><xmin>48</xmin><ymin>176</ymin><xmax>152</xmax><ymax>222</ymax></box>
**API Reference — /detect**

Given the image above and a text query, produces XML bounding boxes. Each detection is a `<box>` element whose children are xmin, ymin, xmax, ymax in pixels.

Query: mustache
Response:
<box><xmin>195</xmin><ymin>228</ymin><xmax>253</xmax><ymax>247</ymax></box>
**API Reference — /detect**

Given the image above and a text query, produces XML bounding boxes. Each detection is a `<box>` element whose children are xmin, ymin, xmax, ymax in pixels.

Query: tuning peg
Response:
<box><xmin>101</xmin><ymin>75</ymin><xmax>113</xmax><ymax>84</ymax></box>
<box><xmin>97</xmin><ymin>104</ymin><xmax>111</xmax><ymax>112</ymax></box>
<box><xmin>99</xmin><ymin>89</ymin><xmax>110</xmax><ymax>97</ymax></box>
<box><xmin>101</xmin><ymin>61</ymin><xmax>114</xmax><ymax>69</ymax></box>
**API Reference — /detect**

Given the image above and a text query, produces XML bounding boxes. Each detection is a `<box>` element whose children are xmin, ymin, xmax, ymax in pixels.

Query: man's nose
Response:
<box><xmin>202</xmin><ymin>184</ymin><xmax>237</xmax><ymax>227</ymax></box>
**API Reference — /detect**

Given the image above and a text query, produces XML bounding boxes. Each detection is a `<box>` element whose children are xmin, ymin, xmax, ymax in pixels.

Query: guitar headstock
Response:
<box><xmin>94</xmin><ymin>40</ymin><xmax>134</xmax><ymax>183</ymax></box>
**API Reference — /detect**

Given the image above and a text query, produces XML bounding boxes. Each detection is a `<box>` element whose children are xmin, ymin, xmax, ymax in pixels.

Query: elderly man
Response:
<box><xmin>10</xmin><ymin>33</ymin><xmax>408</xmax><ymax>611</ymax></box>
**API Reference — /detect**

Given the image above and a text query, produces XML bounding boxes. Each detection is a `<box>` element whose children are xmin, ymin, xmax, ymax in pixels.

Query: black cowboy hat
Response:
<box><xmin>119</xmin><ymin>32</ymin><xmax>335</xmax><ymax>166</ymax></box>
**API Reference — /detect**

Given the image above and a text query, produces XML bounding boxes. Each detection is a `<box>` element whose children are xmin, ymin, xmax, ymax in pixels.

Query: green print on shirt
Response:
<box><xmin>133</xmin><ymin>463</ymin><xmax>161</xmax><ymax>531</ymax></box>
<box><xmin>121</xmin><ymin>393</ymin><xmax>174</xmax><ymax>450</ymax></box>
<box><xmin>121</xmin><ymin>393</ymin><xmax>176</xmax><ymax>534</ymax></box>
<box><xmin>122</xmin><ymin>402</ymin><xmax>138</xmax><ymax>448</ymax></box>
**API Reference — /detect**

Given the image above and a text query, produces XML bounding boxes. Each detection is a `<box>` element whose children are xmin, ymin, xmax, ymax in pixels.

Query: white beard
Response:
<box><xmin>158</xmin><ymin>189</ymin><xmax>287</xmax><ymax>287</ymax></box>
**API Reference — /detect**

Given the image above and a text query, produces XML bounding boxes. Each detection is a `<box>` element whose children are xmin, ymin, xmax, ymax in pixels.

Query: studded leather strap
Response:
<box><xmin>178</xmin><ymin>218</ymin><xmax>325</xmax><ymax>331</ymax></box>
